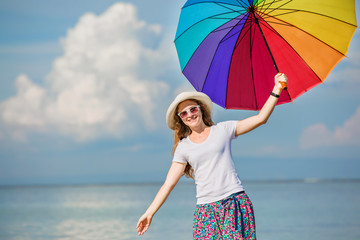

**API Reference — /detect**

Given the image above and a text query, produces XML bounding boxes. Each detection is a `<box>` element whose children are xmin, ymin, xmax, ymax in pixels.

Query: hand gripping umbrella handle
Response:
<box><xmin>280</xmin><ymin>81</ymin><xmax>287</xmax><ymax>90</ymax></box>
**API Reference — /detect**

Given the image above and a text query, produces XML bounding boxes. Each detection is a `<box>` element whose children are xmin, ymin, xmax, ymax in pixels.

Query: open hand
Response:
<box><xmin>136</xmin><ymin>214</ymin><xmax>153</xmax><ymax>236</ymax></box>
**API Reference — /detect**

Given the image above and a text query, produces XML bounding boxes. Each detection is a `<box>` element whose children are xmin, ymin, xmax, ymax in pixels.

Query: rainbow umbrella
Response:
<box><xmin>174</xmin><ymin>0</ymin><xmax>357</xmax><ymax>110</ymax></box>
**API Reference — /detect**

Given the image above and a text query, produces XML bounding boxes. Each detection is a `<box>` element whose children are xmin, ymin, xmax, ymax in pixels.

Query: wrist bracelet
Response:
<box><xmin>270</xmin><ymin>92</ymin><xmax>280</xmax><ymax>98</ymax></box>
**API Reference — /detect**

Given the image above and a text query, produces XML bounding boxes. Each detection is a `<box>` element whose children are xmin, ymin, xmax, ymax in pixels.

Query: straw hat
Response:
<box><xmin>166</xmin><ymin>91</ymin><xmax>213</xmax><ymax>130</ymax></box>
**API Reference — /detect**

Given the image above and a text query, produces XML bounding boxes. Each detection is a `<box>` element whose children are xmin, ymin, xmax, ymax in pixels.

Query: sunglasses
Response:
<box><xmin>177</xmin><ymin>105</ymin><xmax>200</xmax><ymax>119</ymax></box>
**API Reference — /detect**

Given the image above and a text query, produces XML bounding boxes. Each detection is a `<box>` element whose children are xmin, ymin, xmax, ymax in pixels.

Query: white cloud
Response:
<box><xmin>299</xmin><ymin>26</ymin><xmax>360</xmax><ymax>150</ymax></box>
<box><xmin>0</xmin><ymin>3</ymin><xmax>172</xmax><ymax>141</ymax></box>
<box><xmin>299</xmin><ymin>106</ymin><xmax>360</xmax><ymax>149</ymax></box>
<box><xmin>2</xmin><ymin>75</ymin><xmax>47</xmax><ymax>127</ymax></box>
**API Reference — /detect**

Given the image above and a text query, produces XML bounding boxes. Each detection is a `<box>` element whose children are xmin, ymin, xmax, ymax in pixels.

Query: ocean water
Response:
<box><xmin>0</xmin><ymin>180</ymin><xmax>359</xmax><ymax>240</ymax></box>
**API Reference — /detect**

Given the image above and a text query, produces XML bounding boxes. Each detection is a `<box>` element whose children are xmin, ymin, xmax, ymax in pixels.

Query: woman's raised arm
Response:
<box><xmin>235</xmin><ymin>73</ymin><xmax>288</xmax><ymax>136</ymax></box>
<box><xmin>136</xmin><ymin>161</ymin><xmax>186</xmax><ymax>236</ymax></box>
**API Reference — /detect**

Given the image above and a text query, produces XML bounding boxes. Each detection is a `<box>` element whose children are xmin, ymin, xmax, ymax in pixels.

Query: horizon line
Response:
<box><xmin>1</xmin><ymin>177</ymin><xmax>360</xmax><ymax>189</ymax></box>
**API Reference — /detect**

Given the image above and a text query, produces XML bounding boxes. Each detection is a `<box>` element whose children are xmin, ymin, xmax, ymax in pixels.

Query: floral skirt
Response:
<box><xmin>193</xmin><ymin>191</ymin><xmax>256</xmax><ymax>240</ymax></box>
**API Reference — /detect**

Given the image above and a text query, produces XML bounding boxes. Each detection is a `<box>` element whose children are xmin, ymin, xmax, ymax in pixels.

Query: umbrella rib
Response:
<box><xmin>258</xmin><ymin>18</ymin><xmax>324</xmax><ymax>85</ymax></box>
<box><xmin>258</xmin><ymin>0</ymin><xmax>286</xmax><ymax>17</ymax></box>
<box><xmin>259</xmin><ymin>12</ymin><xmax>351</xmax><ymax>57</ymax></box>
<box><xmin>174</xmin><ymin>10</ymin><xmax>242</xmax><ymax>42</ymax></box>
<box><xmin>223</xmin><ymin>13</ymin><xmax>256</xmax><ymax>108</ymax></box>
<box><xmin>257</xmin><ymin>19</ymin><xmax>289</xmax><ymax>36</ymax></box>
<box><xmin>258</xmin><ymin>23</ymin><xmax>308</xmax><ymax>101</ymax></box>
<box><xmin>209</xmin><ymin>16</ymin><xmax>242</xmax><ymax>20</ymax></box>
<box><xmin>260</xmin><ymin>8</ymin><xmax>358</xmax><ymax>27</ymax></box>
<box><xmin>233</xmin><ymin>17</ymin><xmax>256</xmax><ymax>50</ymax></box>
<box><xmin>262</xmin><ymin>0</ymin><xmax>294</xmax><ymax>16</ymax></box>
<box><xmin>218</xmin><ymin>15</ymin><xmax>252</xmax><ymax>43</ymax></box>
<box><xmin>181</xmin><ymin>14</ymin><xmax>251</xmax><ymax>80</ymax></box>
<box><xmin>200</xmin><ymin>16</ymin><xmax>247</xmax><ymax>93</ymax></box>
<box><xmin>249</xmin><ymin>16</ymin><xmax>259</xmax><ymax>110</ymax></box>
<box><xmin>212</xmin><ymin>20</ymin><xmax>247</xmax><ymax>35</ymax></box>
<box><xmin>182</xmin><ymin>2</ymin><xmax>245</xmax><ymax>10</ymax></box>
<box><xmin>262</xmin><ymin>20</ymin><xmax>293</xmax><ymax>27</ymax></box>
<box><xmin>259</xmin><ymin>9</ymin><xmax>299</xmax><ymax>19</ymax></box>
<box><xmin>257</xmin><ymin>0</ymin><xmax>286</xmax><ymax>8</ymax></box>
<box><xmin>252</xmin><ymin>12</ymin><xmax>294</xmax><ymax>104</ymax></box>
<box><xmin>207</xmin><ymin>12</ymin><xmax>255</xmax><ymax>43</ymax></box>
<box><xmin>256</xmin><ymin>19</ymin><xmax>294</xmax><ymax>102</ymax></box>
<box><xmin>210</xmin><ymin>13</ymin><xmax>254</xmax><ymax>32</ymax></box>
<box><xmin>256</xmin><ymin>0</ymin><xmax>272</xmax><ymax>13</ymax></box>
<box><xmin>214</xmin><ymin>2</ymin><xmax>246</xmax><ymax>13</ymax></box>
<box><xmin>233</xmin><ymin>0</ymin><xmax>249</xmax><ymax>10</ymax></box>
<box><xmin>254</xmin><ymin>12</ymin><xmax>280</xmax><ymax>72</ymax></box>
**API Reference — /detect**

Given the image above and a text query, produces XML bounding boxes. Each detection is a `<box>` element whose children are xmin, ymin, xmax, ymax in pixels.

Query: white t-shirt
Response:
<box><xmin>173</xmin><ymin>121</ymin><xmax>244</xmax><ymax>204</ymax></box>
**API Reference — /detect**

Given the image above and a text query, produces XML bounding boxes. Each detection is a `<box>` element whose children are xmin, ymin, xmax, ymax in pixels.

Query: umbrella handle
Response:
<box><xmin>280</xmin><ymin>82</ymin><xmax>287</xmax><ymax>89</ymax></box>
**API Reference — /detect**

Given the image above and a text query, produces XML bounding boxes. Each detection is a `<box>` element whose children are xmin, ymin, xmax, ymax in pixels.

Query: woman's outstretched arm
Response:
<box><xmin>136</xmin><ymin>161</ymin><xmax>186</xmax><ymax>236</ymax></box>
<box><xmin>235</xmin><ymin>73</ymin><xmax>288</xmax><ymax>136</ymax></box>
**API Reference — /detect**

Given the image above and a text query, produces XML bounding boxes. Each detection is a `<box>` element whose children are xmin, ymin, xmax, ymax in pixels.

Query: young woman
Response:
<box><xmin>137</xmin><ymin>73</ymin><xmax>288</xmax><ymax>239</ymax></box>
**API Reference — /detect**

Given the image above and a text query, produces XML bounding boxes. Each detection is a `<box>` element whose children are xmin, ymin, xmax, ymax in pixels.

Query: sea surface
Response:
<box><xmin>0</xmin><ymin>179</ymin><xmax>359</xmax><ymax>240</ymax></box>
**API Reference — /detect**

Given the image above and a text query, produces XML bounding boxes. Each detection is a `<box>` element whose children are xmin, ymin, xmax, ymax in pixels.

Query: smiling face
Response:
<box><xmin>177</xmin><ymin>100</ymin><xmax>204</xmax><ymax>130</ymax></box>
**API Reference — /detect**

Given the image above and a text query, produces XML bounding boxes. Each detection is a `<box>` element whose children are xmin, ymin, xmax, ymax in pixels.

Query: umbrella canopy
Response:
<box><xmin>175</xmin><ymin>0</ymin><xmax>357</xmax><ymax>110</ymax></box>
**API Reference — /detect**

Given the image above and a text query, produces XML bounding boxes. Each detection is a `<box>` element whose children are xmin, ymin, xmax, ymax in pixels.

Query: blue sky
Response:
<box><xmin>0</xmin><ymin>0</ymin><xmax>359</xmax><ymax>186</ymax></box>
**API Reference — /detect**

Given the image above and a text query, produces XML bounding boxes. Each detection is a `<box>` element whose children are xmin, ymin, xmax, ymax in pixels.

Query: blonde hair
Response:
<box><xmin>171</xmin><ymin>99</ymin><xmax>214</xmax><ymax>179</ymax></box>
